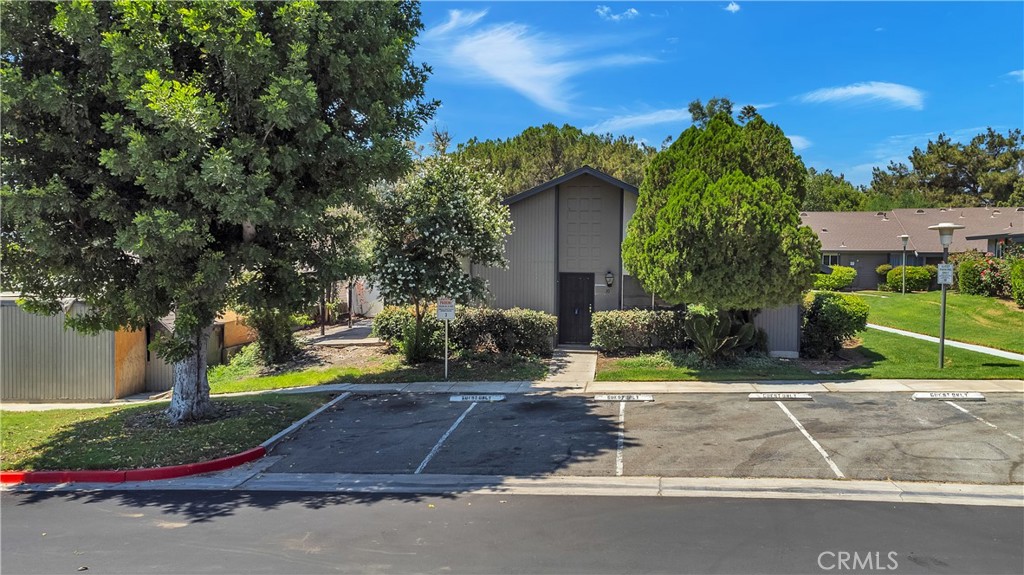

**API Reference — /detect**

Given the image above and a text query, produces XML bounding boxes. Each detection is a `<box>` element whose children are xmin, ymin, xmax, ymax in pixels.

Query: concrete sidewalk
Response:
<box><xmin>3</xmin><ymin>378</ymin><xmax>1021</xmax><ymax>412</ymax></box>
<box><xmin>868</xmin><ymin>323</ymin><xmax>1024</xmax><ymax>362</ymax></box>
<box><xmin>7</xmin><ymin>459</ymin><xmax>1022</xmax><ymax>507</ymax></box>
<box><xmin>303</xmin><ymin>319</ymin><xmax>380</xmax><ymax>347</ymax></box>
<box><xmin>4</xmin><ymin>378</ymin><xmax>1023</xmax><ymax>412</ymax></box>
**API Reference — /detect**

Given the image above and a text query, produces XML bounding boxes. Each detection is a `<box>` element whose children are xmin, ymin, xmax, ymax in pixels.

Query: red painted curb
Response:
<box><xmin>0</xmin><ymin>472</ymin><xmax>27</xmax><ymax>485</ymax></box>
<box><xmin>1</xmin><ymin>446</ymin><xmax>266</xmax><ymax>485</ymax></box>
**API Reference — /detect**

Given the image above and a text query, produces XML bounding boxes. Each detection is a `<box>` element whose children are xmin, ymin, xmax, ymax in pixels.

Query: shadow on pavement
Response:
<box><xmin>10</xmin><ymin>490</ymin><xmax>435</xmax><ymax>524</ymax></box>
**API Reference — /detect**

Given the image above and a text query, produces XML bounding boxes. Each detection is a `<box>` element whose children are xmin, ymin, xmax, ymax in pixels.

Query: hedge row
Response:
<box><xmin>813</xmin><ymin>265</ymin><xmax>857</xmax><ymax>291</ymax></box>
<box><xmin>886</xmin><ymin>266</ymin><xmax>932</xmax><ymax>292</ymax></box>
<box><xmin>371</xmin><ymin>305</ymin><xmax>557</xmax><ymax>358</ymax></box>
<box><xmin>590</xmin><ymin>309</ymin><xmax>688</xmax><ymax>353</ymax></box>
<box><xmin>800</xmin><ymin>291</ymin><xmax>869</xmax><ymax>358</ymax></box>
<box><xmin>1011</xmin><ymin>259</ymin><xmax>1024</xmax><ymax>308</ymax></box>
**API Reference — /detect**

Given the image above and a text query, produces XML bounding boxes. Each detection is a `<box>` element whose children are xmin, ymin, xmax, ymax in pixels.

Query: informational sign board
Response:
<box><xmin>437</xmin><ymin>297</ymin><xmax>456</xmax><ymax>320</ymax></box>
<box><xmin>912</xmin><ymin>392</ymin><xmax>985</xmax><ymax>401</ymax></box>
<box><xmin>450</xmin><ymin>395</ymin><xmax>505</xmax><ymax>402</ymax></box>
<box><xmin>748</xmin><ymin>392</ymin><xmax>813</xmax><ymax>401</ymax></box>
<box><xmin>594</xmin><ymin>394</ymin><xmax>654</xmax><ymax>402</ymax></box>
<box><xmin>937</xmin><ymin>263</ymin><xmax>954</xmax><ymax>285</ymax></box>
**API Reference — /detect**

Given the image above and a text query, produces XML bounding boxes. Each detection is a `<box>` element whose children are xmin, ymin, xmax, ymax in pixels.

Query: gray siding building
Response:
<box><xmin>803</xmin><ymin>207</ymin><xmax>1024</xmax><ymax>290</ymax></box>
<box><xmin>477</xmin><ymin>167</ymin><xmax>800</xmax><ymax>357</ymax></box>
<box><xmin>1</xmin><ymin>297</ymin><xmax>147</xmax><ymax>402</ymax></box>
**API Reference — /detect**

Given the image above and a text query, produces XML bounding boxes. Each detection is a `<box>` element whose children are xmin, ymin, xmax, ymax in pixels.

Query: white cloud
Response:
<box><xmin>1007</xmin><ymin>70</ymin><xmax>1024</xmax><ymax>82</ymax></box>
<box><xmin>584</xmin><ymin>108</ymin><xmax>692</xmax><ymax>134</ymax></box>
<box><xmin>874</xmin><ymin>27</ymin><xmax>885</xmax><ymax>33</ymax></box>
<box><xmin>799</xmin><ymin>81</ymin><xmax>925</xmax><ymax>110</ymax></box>
<box><xmin>422</xmin><ymin>10</ymin><xmax>652</xmax><ymax>114</ymax></box>
<box><xmin>787</xmin><ymin>135</ymin><xmax>812</xmax><ymax>151</ymax></box>
<box><xmin>725</xmin><ymin>2</ymin><xmax>741</xmax><ymax>14</ymax></box>
<box><xmin>596</xmin><ymin>6</ymin><xmax>639</xmax><ymax>22</ymax></box>
<box><xmin>422</xmin><ymin>9</ymin><xmax>487</xmax><ymax>40</ymax></box>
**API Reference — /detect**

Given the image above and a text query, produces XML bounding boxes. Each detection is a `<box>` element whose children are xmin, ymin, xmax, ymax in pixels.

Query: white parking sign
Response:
<box><xmin>937</xmin><ymin>263</ymin><xmax>954</xmax><ymax>285</ymax></box>
<box><xmin>437</xmin><ymin>297</ymin><xmax>455</xmax><ymax>320</ymax></box>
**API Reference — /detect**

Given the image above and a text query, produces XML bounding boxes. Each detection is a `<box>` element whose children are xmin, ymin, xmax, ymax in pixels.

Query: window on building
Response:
<box><xmin>821</xmin><ymin>253</ymin><xmax>840</xmax><ymax>267</ymax></box>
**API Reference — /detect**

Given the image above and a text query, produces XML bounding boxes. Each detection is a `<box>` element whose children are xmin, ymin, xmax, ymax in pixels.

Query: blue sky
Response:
<box><xmin>414</xmin><ymin>1</ymin><xmax>1024</xmax><ymax>186</ymax></box>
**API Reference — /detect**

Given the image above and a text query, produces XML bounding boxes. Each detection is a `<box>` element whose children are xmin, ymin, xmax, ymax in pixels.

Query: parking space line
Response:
<box><xmin>945</xmin><ymin>401</ymin><xmax>1023</xmax><ymax>442</ymax></box>
<box><xmin>775</xmin><ymin>401</ymin><xmax>846</xmax><ymax>479</ymax></box>
<box><xmin>414</xmin><ymin>402</ymin><xmax>478</xmax><ymax>474</ymax></box>
<box><xmin>616</xmin><ymin>401</ymin><xmax>625</xmax><ymax>477</ymax></box>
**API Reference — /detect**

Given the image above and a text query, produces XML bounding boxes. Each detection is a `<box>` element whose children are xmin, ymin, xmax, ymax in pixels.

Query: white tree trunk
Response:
<box><xmin>166</xmin><ymin>325</ymin><xmax>216</xmax><ymax>424</ymax></box>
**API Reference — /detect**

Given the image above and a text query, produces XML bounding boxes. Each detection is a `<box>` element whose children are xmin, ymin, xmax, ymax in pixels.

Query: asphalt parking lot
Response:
<box><xmin>266</xmin><ymin>392</ymin><xmax>1024</xmax><ymax>484</ymax></box>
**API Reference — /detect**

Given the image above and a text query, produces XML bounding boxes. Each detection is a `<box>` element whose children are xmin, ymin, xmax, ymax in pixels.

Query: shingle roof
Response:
<box><xmin>503</xmin><ymin>166</ymin><xmax>639</xmax><ymax>206</ymax></box>
<box><xmin>801</xmin><ymin>207</ymin><xmax>1023</xmax><ymax>254</ymax></box>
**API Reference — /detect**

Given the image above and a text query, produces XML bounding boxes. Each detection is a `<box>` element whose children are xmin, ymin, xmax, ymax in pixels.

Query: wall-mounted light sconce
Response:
<box><xmin>605</xmin><ymin>271</ymin><xmax>615</xmax><ymax>288</ymax></box>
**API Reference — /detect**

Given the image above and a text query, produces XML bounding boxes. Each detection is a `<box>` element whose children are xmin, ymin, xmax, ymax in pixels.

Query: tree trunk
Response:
<box><xmin>319</xmin><ymin>292</ymin><xmax>326</xmax><ymax>336</ymax></box>
<box><xmin>166</xmin><ymin>324</ymin><xmax>216</xmax><ymax>424</ymax></box>
<box><xmin>348</xmin><ymin>281</ymin><xmax>354</xmax><ymax>328</ymax></box>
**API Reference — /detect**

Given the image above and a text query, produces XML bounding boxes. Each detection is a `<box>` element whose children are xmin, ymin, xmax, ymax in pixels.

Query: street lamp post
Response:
<box><xmin>927</xmin><ymin>223</ymin><xmax>965</xmax><ymax>369</ymax></box>
<box><xmin>898</xmin><ymin>234</ymin><xmax>910</xmax><ymax>294</ymax></box>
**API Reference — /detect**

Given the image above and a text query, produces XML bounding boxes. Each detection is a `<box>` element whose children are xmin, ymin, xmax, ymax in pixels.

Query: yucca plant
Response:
<box><xmin>683</xmin><ymin>311</ymin><xmax>758</xmax><ymax>363</ymax></box>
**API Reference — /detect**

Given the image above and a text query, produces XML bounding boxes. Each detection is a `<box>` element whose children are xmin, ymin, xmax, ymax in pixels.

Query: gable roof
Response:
<box><xmin>801</xmin><ymin>207</ymin><xmax>1023</xmax><ymax>254</ymax></box>
<box><xmin>503</xmin><ymin>166</ymin><xmax>639</xmax><ymax>206</ymax></box>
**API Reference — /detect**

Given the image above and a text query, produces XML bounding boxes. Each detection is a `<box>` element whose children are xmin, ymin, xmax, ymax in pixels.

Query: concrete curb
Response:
<box><xmin>228</xmin><ymin>473</ymin><xmax>1024</xmax><ymax>508</ymax></box>
<box><xmin>0</xmin><ymin>392</ymin><xmax>353</xmax><ymax>485</ymax></box>
<box><xmin>0</xmin><ymin>447</ymin><xmax>267</xmax><ymax>485</ymax></box>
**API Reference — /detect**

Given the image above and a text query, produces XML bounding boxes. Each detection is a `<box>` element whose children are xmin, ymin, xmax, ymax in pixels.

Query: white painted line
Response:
<box><xmin>749</xmin><ymin>392</ymin><xmax>813</xmax><ymax>401</ymax></box>
<box><xmin>450</xmin><ymin>394</ymin><xmax>505</xmax><ymax>402</ymax></box>
<box><xmin>415</xmin><ymin>402</ymin><xmax>478</xmax><ymax>474</ymax></box>
<box><xmin>867</xmin><ymin>324</ymin><xmax>1024</xmax><ymax>362</ymax></box>
<box><xmin>945</xmin><ymin>401</ymin><xmax>1023</xmax><ymax>442</ymax></box>
<box><xmin>615</xmin><ymin>401</ymin><xmax>625</xmax><ymax>477</ymax></box>
<box><xmin>260</xmin><ymin>392</ymin><xmax>352</xmax><ymax>449</ymax></box>
<box><xmin>913</xmin><ymin>392</ymin><xmax>985</xmax><ymax>401</ymax></box>
<box><xmin>775</xmin><ymin>401</ymin><xmax>846</xmax><ymax>479</ymax></box>
<box><xmin>596</xmin><ymin>394</ymin><xmax>654</xmax><ymax>402</ymax></box>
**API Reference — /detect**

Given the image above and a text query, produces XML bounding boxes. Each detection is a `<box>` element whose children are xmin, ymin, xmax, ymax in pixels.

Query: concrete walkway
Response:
<box><xmin>304</xmin><ymin>319</ymin><xmax>380</xmax><ymax>347</ymax></box>
<box><xmin>868</xmin><ymin>323</ymin><xmax>1024</xmax><ymax>362</ymax></box>
<box><xmin>540</xmin><ymin>348</ymin><xmax>597</xmax><ymax>390</ymax></box>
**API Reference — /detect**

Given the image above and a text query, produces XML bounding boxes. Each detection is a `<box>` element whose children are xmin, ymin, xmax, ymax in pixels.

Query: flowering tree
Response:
<box><xmin>1</xmin><ymin>1</ymin><xmax>435</xmax><ymax>422</ymax></box>
<box><xmin>371</xmin><ymin>154</ymin><xmax>512</xmax><ymax>360</ymax></box>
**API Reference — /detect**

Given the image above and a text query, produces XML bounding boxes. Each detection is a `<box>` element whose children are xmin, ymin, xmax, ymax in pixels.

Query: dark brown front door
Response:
<box><xmin>558</xmin><ymin>273</ymin><xmax>594</xmax><ymax>344</ymax></box>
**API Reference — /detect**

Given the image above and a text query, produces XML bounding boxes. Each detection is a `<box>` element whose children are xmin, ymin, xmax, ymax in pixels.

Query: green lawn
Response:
<box><xmin>0</xmin><ymin>393</ymin><xmax>332</xmax><ymax>471</ymax></box>
<box><xmin>857</xmin><ymin>290</ymin><xmax>1024</xmax><ymax>353</ymax></box>
<box><xmin>595</xmin><ymin>329</ymin><xmax>1024</xmax><ymax>381</ymax></box>
<box><xmin>209</xmin><ymin>353</ymin><xmax>547</xmax><ymax>394</ymax></box>
<box><xmin>595</xmin><ymin>352</ymin><xmax>817</xmax><ymax>381</ymax></box>
<box><xmin>844</xmin><ymin>329</ymin><xmax>1023</xmax><ymax>380</ymax></box>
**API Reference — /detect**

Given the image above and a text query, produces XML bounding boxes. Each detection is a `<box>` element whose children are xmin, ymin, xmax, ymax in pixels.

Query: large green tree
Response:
<box><xmin>868</xmin><ymin>128</ymin><xmax>1023</xmax><ymax>207</ymax></box>
<box><xmin>1</xmin><ymin>1</ymin><xmax>435</xmax><ymax>422</ymax></box>
<box><xmin>456</xmin><ymin>124</ymin><xmax>656</xmax><ymax>196</ymax></box>
<box><xmin>802</xmin><ymin>168</ymin><xmax>866</xmax><ymax>211</ymax></box>
<box><xmin>370</xmin><ymin>151</ymin><xmax>511</xmax><ymax>361</ymax></box>
<box><xmin>622</xmin><ymin>101</ymin><xmax>820</xmax><ymax>311</ymax></box>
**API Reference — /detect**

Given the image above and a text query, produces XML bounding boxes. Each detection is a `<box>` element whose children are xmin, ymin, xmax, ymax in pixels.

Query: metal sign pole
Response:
<box><xmin>939</xmin><ymin>246</ymin><xmax>948</xmax><ymax>369</ymax></box>
<box><xmin>444</xmin><ymin>319</ymin><xmax>449</xmax><ymax>380</ymax></box>
<box><xmin>901</xmin><ymin>248</ymin><xmax>906</xmax><ymax>294</ymax></box>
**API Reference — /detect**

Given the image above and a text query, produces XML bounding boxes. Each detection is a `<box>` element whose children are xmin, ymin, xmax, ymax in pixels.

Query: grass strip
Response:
<box><xmin>595</xmin><ymin>329</ymin><xmax>1023</xmax><ymax>381</ymax></box>
<box><xmin>210</xmin><ymin>354</ymin><xmax>547</xmax><ymax>394</ymax></box>
<box><xmin>1</xmin><ymin>393</ymin><xmax>332</xmax><ymax>472</ymax></box>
